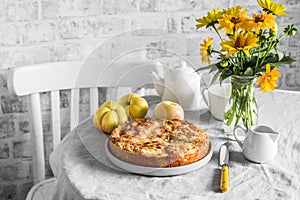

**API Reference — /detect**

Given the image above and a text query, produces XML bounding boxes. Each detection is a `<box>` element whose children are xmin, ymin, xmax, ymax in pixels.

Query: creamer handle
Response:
<box><xmin>233</xmin><ymin>125</ymin><xmax>246</xmax><ymax>148</ymax></box>
<box><xmin>201</xmin><ymin>87</ymin><xmax>209</xmax><ymax>108</ymax></box>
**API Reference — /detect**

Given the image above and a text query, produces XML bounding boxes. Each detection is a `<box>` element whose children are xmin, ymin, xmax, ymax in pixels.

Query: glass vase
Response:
<box><xmin>223</xmin><ymin>75</ymin><xmax>258</xmax><ymax>138</ymax></box>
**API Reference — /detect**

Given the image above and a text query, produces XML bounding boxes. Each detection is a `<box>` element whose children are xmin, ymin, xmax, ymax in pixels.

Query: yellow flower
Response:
<box><xmin>200</xmin><ymin>37</ymin><xmax>213</xmax><ymax>64</ymax></box>
<box><xmin>256</xmin><ymin>64</ymin><xmax>281</xmax><ymax>92</ymax></box>
<box><xmin>218</xmin><ymin>6</ymin><xmax>249</xmax><ymax>34</ymax></box>
<box><xmin>220</xmin><ymin>31</ymin><xmax>259</xmax><ymax>57</ymax></box>
<box><xmin>196</xmin><ymin>8</ymin><xmax>222</xmax><ymax>29</ymax></box>
<box><xmin>242</xmin><ymin>12</ymin><xmax>276</xmax><ymax>33</ymax></box>
<box><xmin>257</xmin><ymin>0</ymin><xmax>288</xmax><ymax>16</ymax></box>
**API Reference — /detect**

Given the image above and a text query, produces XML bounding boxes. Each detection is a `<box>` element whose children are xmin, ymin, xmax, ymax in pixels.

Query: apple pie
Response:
<box><xmin>109</xmin><ymin>118</ymin><xmax>210</xmax><ymax>167</ymax></box>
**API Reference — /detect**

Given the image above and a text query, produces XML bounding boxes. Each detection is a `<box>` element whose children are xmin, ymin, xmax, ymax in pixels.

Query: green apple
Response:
<box><xmin>118</xmin><ymin>93</ymin><xmax>148</xmax><ymax>119</ymax></box>
<box><xmin>93</xmin><ymin>101</ymin><xmax>128</xmax><ymax>134</ymax></box>
<box><xmin>152</xmin><ymin>101</ymin><xmax>184</xmax><ymax>120</ymax></box>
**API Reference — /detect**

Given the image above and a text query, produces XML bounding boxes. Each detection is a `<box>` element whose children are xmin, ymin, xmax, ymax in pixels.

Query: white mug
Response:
<box><xmin>201</xmin><ymin>83</ymin><xmax>231</xmax><ymax>121</ymax></box>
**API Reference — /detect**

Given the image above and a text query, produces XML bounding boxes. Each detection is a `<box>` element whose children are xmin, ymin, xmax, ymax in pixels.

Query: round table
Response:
<box><xmin>50</xmin><ymin>90</ymin><xmax>300</xmax><ymax>200</ymax></box>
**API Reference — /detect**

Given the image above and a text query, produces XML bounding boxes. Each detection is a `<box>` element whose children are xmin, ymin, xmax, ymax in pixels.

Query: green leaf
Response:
<box><xmin>263</xmin><ymin>53</ymin><xmax>278</xmax><ymax>65</ymax></box>
<box><xmin>269</xmin><ymin>56</ymin><xmax>296</xmax><ymax>66</ymax></box>
<box><xmin>220</xmin><ymin>68</ymin><xmax>232</xmax><ymax>81</ymax></box>
<box><xmin>195</xmin><ymin>63</ymin><xmax>217</xmax><ymax>72</ymax></box>
<box><xmin>244</xmin><ymin>56</ymin><xmax>258</xmax><ymax>68</ymax></box>
<box><xmin>233</xmin><ymin>66</ymin><xmax>239</xmax><ymax>75</ymax></box>
<box><xmin>244</xmin><ymin>67</ymin><xmax>254</xmax><ymax>76</ymax></box>
<box><xmin>209</xmin><ymin>64</ymin><xmax>218</xmax><ymax>73</ymax></box>
<box><xmin>275</xmin><ymin>48</ymin><xmax>284</xmax><ymax>61</ymax></box>
<box><xmin>208</xmin><ymin>72</ymin><xmax>220</xmax><ymax>87</ymax></box>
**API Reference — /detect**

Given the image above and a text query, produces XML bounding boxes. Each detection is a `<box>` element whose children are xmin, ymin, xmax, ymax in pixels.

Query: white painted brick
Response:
<box><xmin>0</xmin><ymin>2</ymin><xmax>6</xmax><ymax>22</ymax></box>
<box><xmin>102</xmin><ymin>0</ymin><xmax>137</xmax><ymax>15</ymax></box>
<box><xmin>0</xmin><ymin>142</ymin><xmax>9</xmax><ymax>158</ymax></box>
<box><xmin>51</xmin><ymin>42</ymin><xmax>83</xmax><ymax>61</ymax></box>
<box><xmin>6</xmin><ymin>1</ymin><xmax>38</xmax><ymax>21</ymax></box>
<box><xmin>0</xmin><ymin>161</ymin><xmax>31</xmax><ymax>180</ymax></box>
<box><xmin>164</xmin><ymin>0</ymin><xmax>185</xmax><ymax>11</ymax></box>
<box><xmin>285</xmin><ymin>68</ymin><xmax>300</xmax><ymax>88</ymax></box>
<box><xmin>130</xmin><ymin>14</ymin><xmax>166</xmax><ymax>36</ymax></box>
<box><xmin>181</xmin><ymin>13</ymin><xmax>199</xmax><ymax>33</ymax></box>
<box><xmin>41</xmin><ymin>1</ymin><xmax>60</xmax><ymax>18</ymax></box>
<box><xmin>287</xmin><ymin>0</ymin><xmax>300</xmax><ymax>6</ymax></box>
<box><xmin>139</xmin><ymin>0</ymin><xmax>164</xmax><ymax>12</ymax></box>
<box><xmin>41</xmin><ymin>0</ymin><xmax>99</xmax><ymax>18</ymax></box>
<box><xmin>231</xmin><ymin>0</ymin><xmax>258</xmax><ymax>7</ymax></box>
<box><xmin>58</xmin><ymin>18</ymin><xmax>94</xmax><ymax>39</ymax></box>
<box><xmin>167</xmin><ymin>17</ymin><xmax>178</xmax><ymax>32</ymax></box>
<box><xmin>181</xmin><ymin>0</ymin><xmax>203</xmax><ymax>11</ymax></box>
<box><xmin>0</xmin><ymin>183</ymin><xmax>17</xmax><ymax>199</ymax></box>
<box><xmin>21</xmin><ymin>21</ymin><xmax>58</xmax><ymax>44</ymax></box>
<box><xmin>288</xmin><ymin>33</ymin><xmax>300</xmax><ymax>48</ymax></box>
<box><xmin>200</xmin><ymin>0</ymin><xmax>231</xmax><ymax>10</ymax></box>
<box><xmin>0</xmin><ymin>46</ymin><xmax>52</xmax><ymax>67</ymax></box>
<box><xmin>104</xmin><ymin>34</ymin><xmax>150</xmax><ymax>59</ymax></box>
<box><xmin>146</xmin><ymin>36</ymin><xmax>191</xmax><ymax>59</ymax></box>
<box><xmin>0</xmin><ymin>40</ymin><xmax>99</xmax><ymax>68</ymax></box>
<box><xmin>19</xmin><ymin>182</ymin><xmax>33</xmax><ymax>200</ymax></box>
<box><xmin>0</xmin><ymin>23</ymin><xmax>20</xmax><ymax>45</ymax></box>
<box><xmin>13</xmin><ymin>140</ymin><xmax>31</xmax><ymax>158</ymax></box>
<box><xmin>164</xmin><ymin>0</ymin><xmax>203</xmax><ymax>11</ymax></box>
<box><xmin>59</xmin><ymin>16</ymin><xmax>124</xmax><ymax>40</ymax></box>
<box><xmin>0</xmin><ymin>50</ymin><xmax>10</xmax><ymax>69</ymax></box>
<box><xmin>49</xmin><ymin>42</ymin><xmax>83</xmax><ymax>61</ymax></box>
<box><xmin>93</xmin><ymin>17</ymin><xmax>125</xmax><ymax>36</ymax></box>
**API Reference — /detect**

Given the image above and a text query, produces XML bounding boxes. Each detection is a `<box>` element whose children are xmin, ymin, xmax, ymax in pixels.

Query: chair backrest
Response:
<box><xmin>7</xmin><ymin>60</ymin><xmax>159</xmax><ymax>184</ymax></box>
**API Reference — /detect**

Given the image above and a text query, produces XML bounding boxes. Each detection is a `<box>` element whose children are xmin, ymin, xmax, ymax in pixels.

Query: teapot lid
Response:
<box><xmin>170</xmin><ymin>61</ymin><xmax>194</xmax><ymax>74</ymax></box>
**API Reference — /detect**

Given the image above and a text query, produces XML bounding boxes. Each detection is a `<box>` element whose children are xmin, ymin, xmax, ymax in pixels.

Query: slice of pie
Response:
<box><xmin>109</xmin><ymin>118</ymin><xmax>210</xmax><ymax>167</ymax></box>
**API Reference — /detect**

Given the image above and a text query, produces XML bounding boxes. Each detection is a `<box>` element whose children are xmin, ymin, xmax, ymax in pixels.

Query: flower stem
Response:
<box><xmin>255</xmin><ymin>48</ymin><xmax>261</xmax><ymax>73</ymax></box>
<box><xmin>259</xmin><ymin>32</ymin><xmax>289</xmax><ymax>68</ymax></box>
<box><xmin>224</xmin><ymin>76</ymin><xmax>257</xmax><ymax>130</ymax></box>
<box><xmin>212</xmin><ymin>24</ymin><xmax>224</xmax><ymax>42</ymax></box>
<box><xmin>212</xmin><ymin>50</ymin><xmax>223</xmax><ymax>55</ymax></box>
<box><xmin>259</xmin><ymin>39</ymin><xmax>276</xmax><ymax>67</ymax></box>
<box><xmin>278</xmin><ymin>32</ymin><xmax>288</xmax><ymax>41</ymax></box>
<box><xmin>239</xmin><ymin>51</ymin><xmax>243</xmax><ymax>71</ymax></box>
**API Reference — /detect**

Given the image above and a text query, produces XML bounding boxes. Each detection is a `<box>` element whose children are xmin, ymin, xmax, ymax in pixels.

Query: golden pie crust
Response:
<box><xmin>109</xmin><ymin>118</ymin><xmax>210</xmax><ymax>167</ymax></box>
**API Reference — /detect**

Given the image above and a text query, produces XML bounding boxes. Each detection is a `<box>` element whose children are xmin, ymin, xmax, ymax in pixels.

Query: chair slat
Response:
<box><xmin>28</xmin><ymin>93</ymin><xmax>46</xmax><ymax>184</ymax></box>
<box><xmin>51</xmin><ymin>91</ymin><xmax>61</xmax><ymax>149</ymax></box>
<box><xmin>89</xmin><ymin>87</ymin><xmax>98</xmax><ymax>115</ymax></box>
<box><xmin>7</xmin><ymin>60</ymin><xmax>159</xmax><ymax>186</ymax></box>
<box><xmin>70</xmin><ymin>88</ymin><xmax>80</xmax><ymax>130</ymax></box>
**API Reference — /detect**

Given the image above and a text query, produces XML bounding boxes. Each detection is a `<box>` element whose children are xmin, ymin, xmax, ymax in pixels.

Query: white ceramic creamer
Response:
<box><xmin>233</xmin><ymin>125</ymin><xmax>280</xmax><ymax>163</ymax></box>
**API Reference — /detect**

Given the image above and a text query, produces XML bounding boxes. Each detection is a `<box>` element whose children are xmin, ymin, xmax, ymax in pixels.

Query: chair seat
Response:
<box><xmin>26</xmin><ymin>178</ymin><xmax>56</xmax><ymax>200</ymax></box>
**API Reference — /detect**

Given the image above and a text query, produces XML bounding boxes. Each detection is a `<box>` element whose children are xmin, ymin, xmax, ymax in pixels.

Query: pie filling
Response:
<box><xmin>109</xmin><ymin>118</ymin><xmax>210</xmax><ymax>167</ymax></box>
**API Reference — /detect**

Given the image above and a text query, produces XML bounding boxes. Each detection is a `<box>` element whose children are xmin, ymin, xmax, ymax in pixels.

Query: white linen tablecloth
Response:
<box><xmin>50</xmin><ymin>90</ymin><xmax>300</xmax><ymax>200</ymax></box>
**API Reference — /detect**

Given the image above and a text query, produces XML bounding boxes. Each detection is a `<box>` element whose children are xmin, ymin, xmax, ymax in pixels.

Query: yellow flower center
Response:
<box><xmin>235</xmin><ymin>36</ymin><xmax>246</xmax><ymax>48</ymax></box>
<box><xmin>267</xmin><ymin>74</ymin><xmax>272</xmax><ymax>82</ymax></box>
<box><xmin>230</xmin><ymin>17</ymin><xmax>241</xmax><ymax>24</ymax></box>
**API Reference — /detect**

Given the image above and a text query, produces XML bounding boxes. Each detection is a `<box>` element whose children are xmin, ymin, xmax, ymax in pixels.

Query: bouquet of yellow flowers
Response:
<box><xmin>195</xmin><ymin>0</ymin><xmax>296</xmax><ymax>130</ymax></box>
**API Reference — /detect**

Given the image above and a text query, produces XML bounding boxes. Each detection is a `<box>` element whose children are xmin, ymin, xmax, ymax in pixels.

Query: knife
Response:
<box><xmin>219</xmin><ymin>142</ymin><xmax>231</xmax><ymax>192</ymax></box>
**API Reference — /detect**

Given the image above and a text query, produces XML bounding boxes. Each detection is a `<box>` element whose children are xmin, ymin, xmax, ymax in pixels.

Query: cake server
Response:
<box><xmin>219</xmin><ymin>142</ymin><xmax>231</xmax><ymax>192</ymax></box>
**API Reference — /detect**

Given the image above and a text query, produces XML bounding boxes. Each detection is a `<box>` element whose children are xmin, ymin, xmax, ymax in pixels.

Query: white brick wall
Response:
<box><xmin>0</xmin><ymin>0</ymin><xmax>299</xmax><ymax>199</ymax></box>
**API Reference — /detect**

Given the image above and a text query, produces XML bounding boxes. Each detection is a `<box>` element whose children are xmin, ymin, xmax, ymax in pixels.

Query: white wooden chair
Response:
<box><xmin>7</xmin><ymin>60</ymin><xmax>159</xmax><ymax>200</ymax></box>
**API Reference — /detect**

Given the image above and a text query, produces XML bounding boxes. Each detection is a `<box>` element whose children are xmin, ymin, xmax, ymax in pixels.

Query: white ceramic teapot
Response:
<box><xmin>150</xmin><ymin>61</ymin><xmax>201</xmax><ymax>111</ymax></box>
<box><xmin>233</xmin><ymin>125</ymin><xmax>280</xmax><ymax>163</ymax></box>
